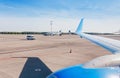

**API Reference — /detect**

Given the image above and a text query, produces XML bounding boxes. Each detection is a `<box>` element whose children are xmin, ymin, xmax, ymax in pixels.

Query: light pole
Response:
<box><xmin>50</xmin><ymin>21</ymin><xmax>53</xmax><ymax>36</ymax></box>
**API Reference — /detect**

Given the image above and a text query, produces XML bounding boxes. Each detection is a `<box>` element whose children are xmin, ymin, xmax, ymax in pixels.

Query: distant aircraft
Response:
<box><xmin>43</xmin><ymin>31</ymin><xmax>62</xmax><ymax>36</ymax></box>
<box><xmin>114</xmin><ymin>29</ymin><xmax>120</xmax><ymax>35</ymax></box>
<box><xmin>47</xmin><ymin>19</ymin><xmax>120</xmax><ymax>78</ymax></box>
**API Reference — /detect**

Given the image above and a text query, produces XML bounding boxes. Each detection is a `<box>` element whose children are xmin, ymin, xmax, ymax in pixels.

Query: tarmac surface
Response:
<box><xmin>0</xmin><ymin>34</ymin><xmax>119</xmax><ymax>78</ymax></box>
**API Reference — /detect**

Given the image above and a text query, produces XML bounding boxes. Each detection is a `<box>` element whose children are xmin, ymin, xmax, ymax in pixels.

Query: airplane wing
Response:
<box><xmin>76</xmin><ymin>19</ymin><xmax>120</xmax><ymax>54</ymax></box>
<box><xmin>47</xmin><ymin>19</ymin><xmax>120</xmax><ymax>78</ymax></box>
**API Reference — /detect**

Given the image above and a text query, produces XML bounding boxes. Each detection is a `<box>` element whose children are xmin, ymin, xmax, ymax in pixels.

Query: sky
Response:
<box><xmin>0</xmin><ymin>0</ymin><xmax>120</xmax><ymax>33</ymax></box>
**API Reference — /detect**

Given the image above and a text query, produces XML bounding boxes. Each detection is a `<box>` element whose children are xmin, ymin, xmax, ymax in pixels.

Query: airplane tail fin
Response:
<box><xmin>75</xmin><ymin>18</ymin><xmax>84</xmax><ymax>34</ymax></box>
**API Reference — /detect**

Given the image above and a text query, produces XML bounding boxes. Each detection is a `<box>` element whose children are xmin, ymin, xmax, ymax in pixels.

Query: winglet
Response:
<box><xmin>75</xmin><ymin>18</ymin><xmax>84</xmax><ymax>34</ymax></box>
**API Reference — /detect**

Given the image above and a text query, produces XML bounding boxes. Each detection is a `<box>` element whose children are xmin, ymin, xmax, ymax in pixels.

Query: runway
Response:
<box><xmin>0</xmin><ymin>34</ymin><xmax>118</xmax><ymax>78</ymax></box>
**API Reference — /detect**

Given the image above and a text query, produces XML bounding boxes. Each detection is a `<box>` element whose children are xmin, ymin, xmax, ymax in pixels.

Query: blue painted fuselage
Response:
<box><xmin>48</xmin><ymin>65</ymin><xmax>119</xmax><ymax>78</ymax></box>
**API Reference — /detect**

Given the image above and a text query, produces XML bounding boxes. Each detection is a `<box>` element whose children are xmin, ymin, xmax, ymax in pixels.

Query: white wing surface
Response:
<box><xmin>76</xmin><ymin>19</ymin><xmax>120</xmax><ymax>54</ymax></box>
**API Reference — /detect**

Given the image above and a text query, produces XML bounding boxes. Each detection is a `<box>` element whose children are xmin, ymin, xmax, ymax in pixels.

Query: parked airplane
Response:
<box><xmin>47</xmin><ymin>19</ymin><xmax>120</xmax><ymax>78</ymax></box>
<box><xmin>43</xmin><ymin>31</ymin><xmax>62</xmax><ymax>36</ymax></box>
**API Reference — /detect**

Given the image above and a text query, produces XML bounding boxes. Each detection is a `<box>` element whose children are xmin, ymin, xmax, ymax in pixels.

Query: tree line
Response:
<box><xmin>0</xmin><ymin>32</ymin><xmax>43</xmax><ymax>34</ymax></box>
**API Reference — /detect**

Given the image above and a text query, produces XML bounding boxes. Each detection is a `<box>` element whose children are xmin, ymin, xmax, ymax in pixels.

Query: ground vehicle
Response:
<box><xmin>26</xmin><ymin>35</ymin><xmax>35</xmax><ymax>40</ymax></box>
